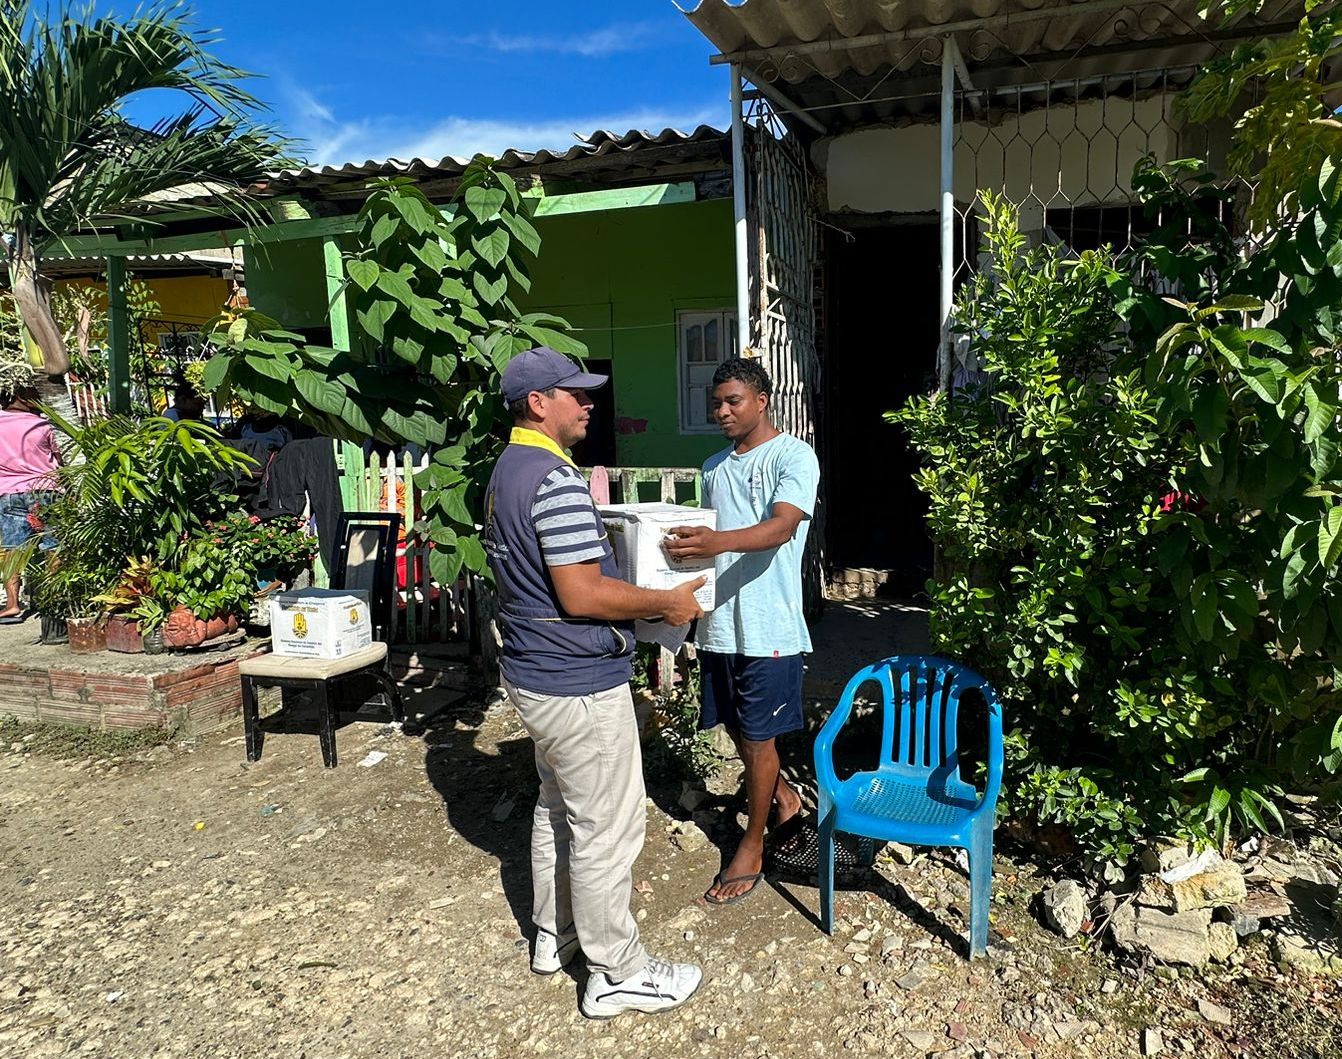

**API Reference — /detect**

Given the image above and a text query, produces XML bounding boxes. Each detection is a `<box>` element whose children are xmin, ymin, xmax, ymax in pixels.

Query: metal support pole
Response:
<box><xmin>938</xmin><ymin>36</ymin><xmax>955</xmax><ymax>394</ymax></box>
<box><xmin>105</xmin><ymin>256</ymin><xmax>132</xmax><ymax>414</ymax></box>
<box><xmin>731</xmin><ymin>63</ymin><xmax>751</xmax><ymax>355</ymax></box>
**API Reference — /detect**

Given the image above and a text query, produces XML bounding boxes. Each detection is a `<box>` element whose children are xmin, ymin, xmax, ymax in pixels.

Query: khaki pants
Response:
<box><xmin>503</xmin><ymin>679</ymin><xmax>648</xmax><ymax>981</ymax></box>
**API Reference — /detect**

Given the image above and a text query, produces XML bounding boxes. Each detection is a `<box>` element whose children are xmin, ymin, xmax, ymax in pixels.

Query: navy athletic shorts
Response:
<box><xmin>698</xmin><ymin>650</ymin><xmax>804</xmax><ymax>741</ymax></box>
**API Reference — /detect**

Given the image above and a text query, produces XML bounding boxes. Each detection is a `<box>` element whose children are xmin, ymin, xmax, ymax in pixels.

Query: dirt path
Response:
<box><xmin>1</xmin><ymin>696</ymin><xmax>1337</xmax><ymax>1059</ymax></box>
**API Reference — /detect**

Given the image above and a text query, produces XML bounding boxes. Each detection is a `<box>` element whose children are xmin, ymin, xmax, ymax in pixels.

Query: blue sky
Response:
<box><xmin>108</xmin><ymin>1</ymin><xmax>728</xmax><ymax>166</ymax></box>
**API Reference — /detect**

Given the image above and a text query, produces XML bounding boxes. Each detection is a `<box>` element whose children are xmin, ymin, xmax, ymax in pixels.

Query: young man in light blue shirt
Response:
<box><xmin>666</xmin><ymin>358</ymin><xmax>820</xmax><ymax>904</ymax></box>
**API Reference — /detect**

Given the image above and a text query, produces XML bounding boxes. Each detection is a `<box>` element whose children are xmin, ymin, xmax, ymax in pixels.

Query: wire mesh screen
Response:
<box><xmin>951</xmin><ymin>65</ymin><xmax>1259</xmax><ymax>286</ymax></box>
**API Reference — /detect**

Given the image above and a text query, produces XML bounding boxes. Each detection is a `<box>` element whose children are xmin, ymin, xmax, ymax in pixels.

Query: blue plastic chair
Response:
<box><xmin>813</xmin><ymin>655</ymin><xmax>1003</xmax><ymax>957</ymax></box>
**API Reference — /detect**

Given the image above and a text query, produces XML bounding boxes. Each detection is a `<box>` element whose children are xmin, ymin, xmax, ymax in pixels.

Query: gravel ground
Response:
<box><xmin>1</xmin><ymin>690</ymin><xmax>1339</xmax><ymax>1059</ymax></box>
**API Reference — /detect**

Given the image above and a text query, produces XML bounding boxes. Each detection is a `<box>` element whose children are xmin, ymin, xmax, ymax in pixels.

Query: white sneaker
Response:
<box><xmin>580</xmin><ymin>957</ymin><xmax>703</xmax><ymax>1019</ymax></box>
<box><xmin>531</xmin><ymin>929</ymin><xmax>580</xmax><ymax>975</ymax></box>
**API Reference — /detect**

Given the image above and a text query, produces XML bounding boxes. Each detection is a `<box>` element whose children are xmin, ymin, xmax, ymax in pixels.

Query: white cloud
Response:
<box><xmin>460</xmin><ymin>22</ymin><xmax>660</xmax><ymax>59</ymax></box>
<box><xmin>280</xmin><ymin>81</ymin><xmax>335</xmax><ymax>126</ymax></box>
<box><xmin>287</xmin><ymin>96</ymin><xmax>725</xmax><ymax>167</ymax></box>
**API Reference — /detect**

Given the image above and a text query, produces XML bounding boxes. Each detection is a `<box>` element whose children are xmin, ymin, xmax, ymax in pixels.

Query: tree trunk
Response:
<box><xmin>33</xmin><ymin>373</ymin><xmax>80</xmax><ymax>430</ymax></box>
<box><xmin>9</xmin><ymin>226</ymin><xmax>71</xmax><ymax>377</ymax></box>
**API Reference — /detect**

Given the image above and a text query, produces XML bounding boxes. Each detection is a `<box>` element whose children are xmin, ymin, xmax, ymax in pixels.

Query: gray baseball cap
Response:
<box><xmin>501</xmin><ymin>347</ymin><xmax>608</xmax><ymax>404</ymax></box>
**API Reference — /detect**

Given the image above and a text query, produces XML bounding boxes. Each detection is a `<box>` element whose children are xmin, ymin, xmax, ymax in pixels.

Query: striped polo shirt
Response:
<box><xmin>532</xmin><ymin>465</ymin><xmax>607</xmax><ymax>566</ymax></box>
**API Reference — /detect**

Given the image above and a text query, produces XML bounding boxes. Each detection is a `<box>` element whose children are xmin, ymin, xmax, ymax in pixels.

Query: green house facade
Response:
<box><xmin>242</xmin><ymin>128</ymin><xmax>738</xmax><ymax>472</ymax></box>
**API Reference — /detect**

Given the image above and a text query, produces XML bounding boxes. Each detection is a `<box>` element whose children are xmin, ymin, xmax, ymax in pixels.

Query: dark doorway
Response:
<box><xmin>822</xmin><ymin>223</ymin><xmax>940</xmax><ymax>592</ymax></box>
<box><xmin>569</xmin><ymin>358</ymin><xmax>616</xmax><ymax>468</ymax></box>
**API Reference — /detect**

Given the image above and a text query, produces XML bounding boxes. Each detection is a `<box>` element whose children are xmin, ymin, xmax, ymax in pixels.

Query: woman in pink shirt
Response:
<box><xmin>0</xmin><ymin>386</ymin><xmax>60</xmax><ymax>621</ymax></box>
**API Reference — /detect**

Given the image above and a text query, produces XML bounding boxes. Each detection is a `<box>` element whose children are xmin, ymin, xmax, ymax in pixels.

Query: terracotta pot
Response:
<box><xmin>105</xmin><ymin>615</ymin><xmax>145</xmax><ymax>654</ymax></box>
<box><xmin>66</xmin><ymin>616</ymin><xmax>107</xmax><ymax>654</ymax></box>
<box><xmin>162</xmin><ymin>607</ymin><xmax>242</xmax><ymax>648</ymax></box>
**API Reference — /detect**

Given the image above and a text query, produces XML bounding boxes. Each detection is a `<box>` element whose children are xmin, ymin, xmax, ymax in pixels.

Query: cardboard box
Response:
<box><xmin>269</xmin><ymin>588</ymin><xmax>373</xmax><ymax>659</ymax></box>
<box><xmin>599</xmin><ymin>503</ymin><xmax>716</xmax><ymax>610</ymax></box>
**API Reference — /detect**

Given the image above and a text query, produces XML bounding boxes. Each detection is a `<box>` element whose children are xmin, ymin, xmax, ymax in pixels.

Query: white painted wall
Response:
<box><xmin>820</xmin><ymin>95</ymin><xmax>1221</xmax><ymax>215</ymax></box>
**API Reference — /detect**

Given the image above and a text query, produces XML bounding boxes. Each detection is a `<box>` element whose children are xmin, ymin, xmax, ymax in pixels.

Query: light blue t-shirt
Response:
<box><xmin>696</xmin><ymin>432</ymin><xmax>819</xmax><ymax>658</ymax></box>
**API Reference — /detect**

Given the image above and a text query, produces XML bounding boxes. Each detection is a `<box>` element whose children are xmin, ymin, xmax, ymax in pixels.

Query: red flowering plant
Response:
<box><xmin>196</xmin><ymin>511</ymin><xmax>318</xmax><ymax>582</ymax></box>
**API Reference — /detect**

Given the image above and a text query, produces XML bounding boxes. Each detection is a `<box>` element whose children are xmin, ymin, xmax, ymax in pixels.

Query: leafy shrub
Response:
<box><xmin>43</xmin><ymin>412</ymin><xmax>255</xmax><ymax>568</ymax></box>
<box><xmin>198</xmin><ymin>512</ymin><xmax>316</xmax><ymax>576</ymax></box>
<box><xmin>892</xmin><ymin>175</ymin><xmax>1342</xmax><ymax>863</ymax></box>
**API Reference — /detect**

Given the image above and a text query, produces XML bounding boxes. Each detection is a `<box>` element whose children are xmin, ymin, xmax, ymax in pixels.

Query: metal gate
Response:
<box><xmin>742</xmin><ymin>98</ymin><xmax>826</xmax><ymax>616</ymax></box>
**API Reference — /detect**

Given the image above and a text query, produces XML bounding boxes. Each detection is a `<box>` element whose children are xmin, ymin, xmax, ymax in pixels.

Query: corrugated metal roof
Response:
<box><xmin>2</xmin><ymin>249</ymin><xmax>240</xmax><ymax>276</ymax></box>
<box><xmin>681</xmin><ymin>0</ymin><xmax>1304</xmax><ymax>80</ymax></box>
<box><xmin>681</xmin><ymin>0</ymin><xmax>1305</xmax><ymax>128</ymax></box>
<box><xmin>261</xmin><ymin>125</ymin><xmax>730</xmax><ymax>193</ymax></box>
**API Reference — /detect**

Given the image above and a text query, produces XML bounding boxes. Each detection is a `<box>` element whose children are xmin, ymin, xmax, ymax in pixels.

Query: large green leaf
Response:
<box><xmin>439</xmin><ymin>485</ymin><xmax>474</xmax><ymax>526</ymax></box>
<box><xmin>369</xmin><ymin>213</ymin><xmax>399</xmax><ymax>248</ymax></box>
<box><xmin>457</xmin><ymin>533</ymin><xmax>488</xmax><ymax>573</ymax></box>
<box><xmin>411</xmin><ymin>238</ymin><xmax>449</xmax><ymax>273</ymax></box>
<box><xmin>1190</xmin><ymin>573</ymin><xmax>1219</xmax><ymax>641</ymax></box>
<box><xmin>1239</xmin><ymin>359</ymin><xmax>1285</xmax><ymax>405</ymax></box>
<box><xmin>472</xmin><ymin>225</ymin><xmax>511</xmax><ymax>268</ymax></box>
<box><xmin>503</xmin><ymin>210</ymin><xmax>542</xmax><ymax>255</ymax></box>
<box><xmin>429</xmin><ymin>545</ymin><xmax>465</xmax><ymax>586</ymax></box>
<box><xmin>342</xmin><ymin>397</ymin><xmax>373</xmax><ymax>435</ymax></box>
<box><xmin>244</xmin><ymin>351</ymin><xmax>293</xmax><ymax>383</ymax></box>
<box><xmin>293</xmin><ymin>370</ymin><xmax>349</xmax><ymax>416</ymax></box>
<box><xmin>1242</xmin><ymin>327</ymin><xmax>1292</xmax><ymax>355</ymax></box>
<box><xmin>464</xmin><ymin>186</ymin><xmax>506</xmax><ymax>223</ymax></box>
<box><xmin>473</xmin><ymin>269</ymin><xmax>509</xmax><ymax>306</ymax></box>
<box><xmin>199</xmin><ymin>352</ymin><xmax>232</xmax><ymax>393</ymax></box>
<box><xmin>356</xmin><ymin>299</ymin><xmax>396</xmax><ymax>343</ymax></box>
<box><xmin>392</xmin><ymin>191</ymin><xmax>440</xmax><ymax>234</ymax></box>
<box><xmin>1191</xmin><ymin>383</ymin><xmax>1228</xmax><ymax>442</ymax></box>
<box><xmin>1303</xmin><ymin>384</ymin><xmax>1335</xmax><ymax>443</ymax></box>
<box><xmin>346</xmin><ymin>257</ymin><xmax>379</xmax><ymax>292</ymax></box>
<box><xmin>375</xmin><ymin>268</ymin><xmax>418</xmax><ymax>307</ymax></box>
<box><xmin>1320</xmin><ymin>506</ymin><xmax>1342</xmax><ymax>567</ymax></box>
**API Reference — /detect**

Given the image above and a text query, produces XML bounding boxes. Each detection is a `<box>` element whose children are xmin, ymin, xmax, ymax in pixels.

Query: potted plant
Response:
<box><xmin>157</xmin><ymin>557</ymin><xmax>254</xmax><ymax>650</ymax></box>
<box><xmin>205</xmin><ymin>511</ymin><xmax>317</xmax><ymax>586</ymax></box>
<box><xmin>130</xmin><ymin>596</ymin><xmax>169</xmax><ymax>655</ymax></box>
<box><xmin>30</xmin><ymin>562</ymin><xmax>106</xmax><ymax>647</ymax></box>
<box><xmin>65</xmin><ymin>610</ymin><xmax>106</xmax><ymax>653</ymax></box>
<box><xmin>18</xmin><ymin>414</ymin><xmax>258</xmax><ymax>651</ymax></box>
<box><xmin>93</xmin><ymin>556</ymin><xmax>159</xmax><ymax>653</ymax></box>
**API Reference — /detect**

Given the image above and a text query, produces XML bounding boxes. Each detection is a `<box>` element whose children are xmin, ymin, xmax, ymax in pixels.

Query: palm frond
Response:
<box><xmin>0</xmin><ymin>0</ymin><xmax>295</xmax><ymax>245</ymax></box>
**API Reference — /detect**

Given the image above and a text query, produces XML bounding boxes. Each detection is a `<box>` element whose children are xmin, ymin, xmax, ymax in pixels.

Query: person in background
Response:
<box><xmin>483</xmin><ymin>346</ymin><xmax>706</xmax><ymax>1020</ymax></box>
<box><xmin>0</xmin><ymin>385</ymin><xmax>61</xmax><ymax>623</ymax></box>
<box><xmin>239</xmin><ymin>409</ymin><xmax>292</xmax><ymax>449</ymax></box>
<box><xmin>665</xmin><ymin>357</ymin><xmax>820</xmax><ymax>905</ymax></box>
<box><xmin>163</xmin><ymin>381</ymin><xmax>205</xmax><ymax>422</ymax></box>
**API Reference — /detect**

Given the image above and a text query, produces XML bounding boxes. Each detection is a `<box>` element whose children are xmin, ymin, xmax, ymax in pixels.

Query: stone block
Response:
<box><xmin>1111</xmin><ymin>902</ymin><xmax>1213</xmax><ymax>967</ymax></box>
<box><xmin>1041</xmin><ymin>879</ymin><xmax>1088</xmax><ymax>939</ymax></box>
<box><xmin>1139</xmin><ymin>856</ymin><xmax>1247</xmax><ymax>913</ymax></box>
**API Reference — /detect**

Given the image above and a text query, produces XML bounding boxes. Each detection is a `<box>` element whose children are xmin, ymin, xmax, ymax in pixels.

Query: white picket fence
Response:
<box><xmin>332</xmin><ymin>441</ymin><xmax>476</xmax><ymax>646</ymax></box>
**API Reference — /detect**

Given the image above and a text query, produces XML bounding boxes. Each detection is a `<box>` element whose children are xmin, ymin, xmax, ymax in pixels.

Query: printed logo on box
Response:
<box><xmin>293</xmin><ymin>613</ymin><xmax>309</xmax><ymax>639</ymax></box>
<box><xmin>349</xmin><ymin>608</ymin><xmax>360</xmax><ymax>624</ymax></box>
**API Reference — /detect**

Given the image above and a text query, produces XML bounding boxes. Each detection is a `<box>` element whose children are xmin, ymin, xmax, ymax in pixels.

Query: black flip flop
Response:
<box><xmin>704</xmin><ymin>870</ymin><xmax>765</xmax><ymax>906</ymax></box>
<box><xmin>0</xmin><ymin>614</ymin><xmax>26</xmax><ymax>625</ymax></box>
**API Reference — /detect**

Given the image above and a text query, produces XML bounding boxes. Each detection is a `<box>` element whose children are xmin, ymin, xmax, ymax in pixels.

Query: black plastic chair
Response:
<box><xmin>240</xmin><ymin>512</ymin><xmax>404</xmax><ymax>767</ymax></box>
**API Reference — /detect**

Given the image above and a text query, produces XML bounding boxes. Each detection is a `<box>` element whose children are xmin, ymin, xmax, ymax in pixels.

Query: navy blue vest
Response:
<box><xmin>483</xmin><ymin>438</ymin><xmax>635</xmax><ymax>695</ymax></box>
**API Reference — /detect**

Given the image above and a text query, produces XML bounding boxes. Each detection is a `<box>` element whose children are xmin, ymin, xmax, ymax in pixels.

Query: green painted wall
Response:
<box><xmin>245</xmin><ymin>237</ymin><xmax>332</xmax><ymax>330</ymax></box>
<box><xmin>525</xmin><ymin>198</ymin><xmax>734</xmax><ymax>469</ymax></box>
<box><xmin>242</xmin><ymin>198</ymin><xmax>735</xmax><ymax>468</ymax></box>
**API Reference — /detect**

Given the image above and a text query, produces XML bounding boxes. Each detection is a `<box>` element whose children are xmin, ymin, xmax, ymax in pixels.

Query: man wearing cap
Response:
<box><xmin>483</xmin><ymin>346</ymin><xmax>706</xmax><ymax>1020</ymax></box>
